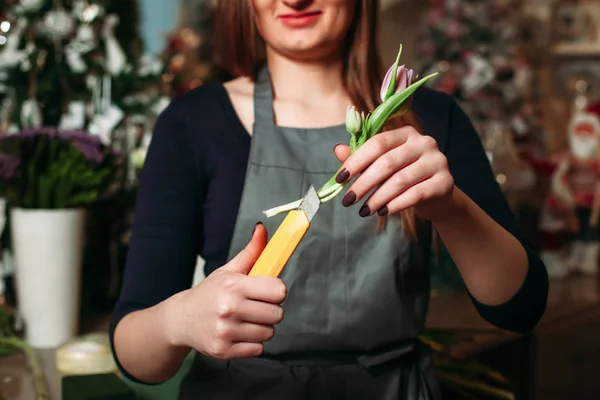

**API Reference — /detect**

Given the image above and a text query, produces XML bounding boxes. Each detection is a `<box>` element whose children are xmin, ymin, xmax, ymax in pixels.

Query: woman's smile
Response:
<box><xmin>278</xmin><ymin>10</ymin><xmax>323</xmax><ymax>28</ymax></box>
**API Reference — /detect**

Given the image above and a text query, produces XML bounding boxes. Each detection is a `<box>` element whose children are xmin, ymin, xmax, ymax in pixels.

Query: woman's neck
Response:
<box><xmin>266</xmin><ymin>51</ymin><xmax>348</xmax><ymax>104</ymax></box>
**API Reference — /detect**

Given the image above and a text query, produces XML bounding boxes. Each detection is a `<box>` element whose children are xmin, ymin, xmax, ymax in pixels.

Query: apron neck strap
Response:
<box><xmin>254</xmin><ymin>64</ymin><xmax>275</xmax><ymax>126</ymax></box>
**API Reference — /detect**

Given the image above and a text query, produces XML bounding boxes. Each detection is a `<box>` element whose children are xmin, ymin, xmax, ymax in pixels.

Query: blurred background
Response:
<box><xmin>0</xmin><ymin>0</ymin><xmax>598</xmax><ymax>399</ymax></box>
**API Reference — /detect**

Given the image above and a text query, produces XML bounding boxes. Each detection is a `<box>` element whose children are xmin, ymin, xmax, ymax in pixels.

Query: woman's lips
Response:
<box><xmin>278</xmin><ymin>11</ymin><xmax>322</xmax><ymax>28</ymax></box>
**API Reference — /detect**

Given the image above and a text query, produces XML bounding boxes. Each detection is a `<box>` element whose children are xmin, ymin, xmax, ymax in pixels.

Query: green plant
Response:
<box><xmin>0</xmin><ymin>302</ymin><xmax>48</xmax><ymax>400</ymax></box>
<box><xmin>420</xmin><ymin>331</ymin><xmax>515</xmax><ymax>400</ymax></box>
<box><xmin>0</xmin><ymin>128</ymin><xmax>121</xmax><ymax>209</ymax></box>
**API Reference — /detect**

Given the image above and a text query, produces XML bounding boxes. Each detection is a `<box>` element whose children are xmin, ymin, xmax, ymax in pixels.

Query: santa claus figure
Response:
<box><xmin>542</xmin><ymin>105</ymin><xmax>600</xmax><ymax>278</ymax></box>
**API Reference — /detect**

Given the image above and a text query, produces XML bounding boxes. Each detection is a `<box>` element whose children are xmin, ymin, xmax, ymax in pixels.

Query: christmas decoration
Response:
<box><xmin>417</xmin><ymin>0</ymin><xmax>541</xmax><ymax>147</ymax></box>
<box><xmin>0</xmin><ymin>0</ymin><xmax>165</xmax><ymax>318</ymax></box>
<box><xmin>416</xmin><ymin>0</ymin><xmax>541</xmax><ymax>212</ymax></box>
<box><xmin>160</xmin><ymin>0</ymin><xmax>228</xmax><ymax>97</ymax></box>
<box><xmin>0</xmin><ymin>0</ymin><xmax>165</xmax><ymax>157</ymax></box>
<box><xmin>540</xmin><ymin>80</ymin><xmax>600</xmax><ymax>279</ymax></box>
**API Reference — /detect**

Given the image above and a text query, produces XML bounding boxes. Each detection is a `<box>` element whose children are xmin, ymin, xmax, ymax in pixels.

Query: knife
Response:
<box><xmin>249</xmin><ymin>186</ymin><xmax>320</xmax><ymax>277</ymax></box>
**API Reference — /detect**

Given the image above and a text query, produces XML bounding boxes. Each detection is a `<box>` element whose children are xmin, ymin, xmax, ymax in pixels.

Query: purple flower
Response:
<box><xmin>18</xmin><ymin>127</ymin><xmax>59</xmax><ymax>138</ymax></box>
<box><xmin>380</xmin><ymin>64</ymin><xmax>415</xmax><ymax>103</ymax></box>
<box><xmin>0</xmin><ymin>153</ymin><xmax>20</xmax><ymax>181</ymax></box>
<box><xmin>58</xmin><ymin>130</ymin><xmax>102</xmax><ymax>147</ymax></box>
<box><xmin>58</xmin><ymin>130</ymin><xmax>105</xmax><ymax>165</ymax></box>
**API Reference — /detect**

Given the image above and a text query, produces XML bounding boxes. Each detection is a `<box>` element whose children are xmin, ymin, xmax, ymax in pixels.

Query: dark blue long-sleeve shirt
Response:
<box><xmin>109</xmin><ymin>83</ymin><xmax>548</xmax><ymax>382</ymax></box>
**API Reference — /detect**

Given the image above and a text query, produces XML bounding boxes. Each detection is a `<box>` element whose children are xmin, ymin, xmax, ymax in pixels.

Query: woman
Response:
<box><xmin>110</xmin><ymin>0</ymin><xmax>548</xmax><ymax>398</ymax></box>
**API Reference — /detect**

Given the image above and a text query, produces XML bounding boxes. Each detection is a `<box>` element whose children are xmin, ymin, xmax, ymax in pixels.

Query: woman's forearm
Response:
<box><xmin>113</xmin><ymin>292</ymin><xmax>191</xmax><ymax>384</ymax></box>
<box><xmin>432</xmin><ymin>187</ymin><xmax>529</xmax><ymax>306</ymax></box>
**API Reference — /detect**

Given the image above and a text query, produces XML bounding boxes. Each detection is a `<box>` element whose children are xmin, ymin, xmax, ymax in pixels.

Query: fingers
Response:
<box><xmin>221</xmin><ymin>223</ymin><xmax>268</xmax><ymax>275</ymax></box>
<box><xmin>342</xmin><ymin>140</ymin><xmax>422</xmax><ymax>208</ymax></box>
<box><xmin>376</xmin><ymin>172</ymin><xmax>454</xmax><ymax>216</ymax></box>
<box><xmin>357</xmin><ymin>153</ymin><xmax>442</xmax><ymax>216</ymax></box>
<box><xmin>236</xmin><ymin>300</ymin><xmax>284</xmax><ymax>325</ymax></box>
<box><xmin>230</xmin><ymin>322</ymin><xmax>275</xmax><ymax>343</ymax></box>
<box><xmin>241</xmin><ymin>276</ymin><xmax>287</xmax><ymax>303</ymax></box>
<box><xmin>334</xmin><ymin>144</ymin><xmax>351</xmax><ymax>163</ymax></box>
<box><xmin>334</xmin><ymin>129</ymin><xmax>411</xmax><ymax>184</ymax></box>
<box><xmin>215</xmin><ymin>277</ymin><xmax>287</xmax><ymax>324</ymax></box>
<box><xmin>223</xmin><ymin>342</ymin><xmax>264</xmax><ymax>360</ymax></box>
<box><xmin>209</xmin><ymin>321</ymin><xmax>276</xmax><ymax>359</ymax></box>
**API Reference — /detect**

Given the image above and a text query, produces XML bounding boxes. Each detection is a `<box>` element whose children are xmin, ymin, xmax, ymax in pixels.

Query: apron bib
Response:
<box><xmin>179</xmin><ymin>66</ymin><xmax>439</xmax><ymax>399</ymax></box>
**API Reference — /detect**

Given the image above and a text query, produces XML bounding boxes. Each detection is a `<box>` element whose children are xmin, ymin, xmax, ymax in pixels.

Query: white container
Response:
<box><xmin>11</xmin><ymin>208</ymin><xmax>86</xmax><ymax>348</ymax></box>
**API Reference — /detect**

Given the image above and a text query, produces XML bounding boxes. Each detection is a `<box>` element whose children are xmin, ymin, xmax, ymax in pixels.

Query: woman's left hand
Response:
<box><xmin>334</xmin><ymin>126</ymin><xmax>455</xmax><ymax>222</ymax></box>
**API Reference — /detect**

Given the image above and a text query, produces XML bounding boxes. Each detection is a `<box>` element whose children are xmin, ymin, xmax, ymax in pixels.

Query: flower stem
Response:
<box><xmin>0</xmin><ymin>336</ymin><xmax>49</xmax><ymax>400</ymax></box>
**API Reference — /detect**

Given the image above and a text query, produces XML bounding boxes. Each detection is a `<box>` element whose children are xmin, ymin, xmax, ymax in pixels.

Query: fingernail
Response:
<box><xmin>342</xmin><ymin>191</ymin><xmax>357</xmax><ymax>207</ymax></box>
<box><xmin>359</xmin><ymin>204</ymin><xmax>371</xmax><ymax>218</ymax></box>
<box><xmin>252</xmin><ymin>222</ymin><xmax>262</xmax><ymax>235</ymax></box>
<box><xmin>333</xmin><ymin>143</ymin><xmax>342</xmax><ymax>151</ymax></box>
<box><xmin>336</xmin><ymin>168</ymin><xmax>350</xmax><ymax>183</ymax></box>
<box><xmin>377</xmin><ymin>206</ymin><xmax>389</xmax><ymax>216</ymax></box>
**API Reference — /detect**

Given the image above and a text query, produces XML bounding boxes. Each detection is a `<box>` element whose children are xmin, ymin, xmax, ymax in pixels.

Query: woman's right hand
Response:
<box><xmin>165</xmin><ymin>222</ymin><xmax>287</xmax><ymax>360</ymax></box>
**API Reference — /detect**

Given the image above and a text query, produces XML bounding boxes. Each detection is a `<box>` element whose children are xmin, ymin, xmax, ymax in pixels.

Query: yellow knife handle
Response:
<box><xmin>249</xmin><ymin>210</ymin><xmax>310</xmax><ymax>277</ymax></box>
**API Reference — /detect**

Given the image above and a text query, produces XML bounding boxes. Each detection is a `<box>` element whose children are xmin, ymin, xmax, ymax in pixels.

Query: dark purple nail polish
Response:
<box><xmin>336</xmin><ymin>168</ymin><xmax>350</xmax><ymax>183</ymax></box>
<box><xmin>253</xmin><ymin>222</ymin><xmax>262</xmax><ymax>235</ymax></box>
<box><xmin>342</xmin><ymin>191</ymin><xmax>357</xmax><ymax>207</ymax></box>
<box><xmin>359</xmin><ymin>204</ymin><xmax>371</xmax><ymax>218</ymax></box>
<box><xmin>377</xmin><ymin>206</ymin><xmax>389</xmax><ymax>216</ymax></box>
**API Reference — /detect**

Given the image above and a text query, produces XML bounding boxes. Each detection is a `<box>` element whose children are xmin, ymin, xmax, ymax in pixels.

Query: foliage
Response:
<box><xmin>0</xmin><ymin>128</ymin><xmax>121</xmax><ymax>208</ymax></box>
<box><xmin>0</xmin><ymin>0</ymin><xmax>165</xmax><ymax>134</ymax></box>
<box><xmin>420</xmin><ymin>331</ymin><xmax>516</xmax><ymax>400</ymax></box>
<box><xmin>0</xmin><ymin>302</ymin><xmax>48</xmax><ymax>399</ymax></box>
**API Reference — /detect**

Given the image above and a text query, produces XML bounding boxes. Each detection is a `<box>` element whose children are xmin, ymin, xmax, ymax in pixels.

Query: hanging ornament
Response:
<box><xmin>88</xmin><ymin>105</ymin><xmax>124</xmax><ymax>145</ymax></box>
<box><xmin>461</xmin><ymin>52</ymin><xmax>495</xmax><ymax>98</ymax></box>
<box><xmin>137</xmin><ymin>54</ymin><xmax>163</xmax><ymax>77</ymax></box>
<box><xmin>16</xmin><ymin>0</ymin><xmax>45</xmax><ymax>14</ymax></box>
<box><xmin>102</xmin><ymin>15</ymin><xmax>126</xmax><ymax>76</ymax></box>
<box><xmin>153</xmin><ymin>96</ymin><xmax>171</xmax><ymax>116</ymax></box>
<box><xmin>40</xmin><ymin>9</ymin><xmax>75</xmax><ymax>41</ymax></box>
<box><xmin>58</xmin><ymin>101</ymin><xmax>86</xmax><ymax>130</ymax></box>
<box><xmin>64</xmin><ymin>24</ymin><xmax>95</xmax><ymax>73</ymax></box>
<box><xmin>20</xmin><ymin>98</ymin><xmax>42</xmax><ymax>128</ymax></box>
<box><xmin>0</xmin><ymin>19</ymin><xmax>30</xmax><ymax>69</ymax></box>
<box><xmin>72</xmin><ymin>0</ymin><xmax>103</xmax><ymax>23</ymax></box>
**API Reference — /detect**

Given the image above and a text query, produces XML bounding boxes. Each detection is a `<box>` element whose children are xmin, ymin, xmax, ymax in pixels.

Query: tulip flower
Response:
<box><xmin>345</xmin><ymin>105</ymin><xmax>365</xmax><ymax>149</ymax></box>
<box><xmin>263</xmin><ymin>44</ymin><xmax>439</xmax><ymax>218</ymax></box>
<box><xmin>381</xmin><ymin>65</ymin><xmax>415</xmax><ymax>103</ymax></box>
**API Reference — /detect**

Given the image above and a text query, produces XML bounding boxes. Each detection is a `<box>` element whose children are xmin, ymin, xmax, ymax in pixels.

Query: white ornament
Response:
<box><xmin>65</xmin><ymin>25</ymin><xmax>96</xmax><ymax>73</ymax></box>
<box><xmin>72</xmin><ymin>0</ymin><xmax>103</xmax><ymax>23</ymax></box>
<box><xmin>461</xmin><ymin>53</ymin><xmax>495</xmax><ymax>98</ymax></box>
<box><xmin>138</xmin><ymin>54</ymin><xmax>163</xmax><ymax>77</ymax></box>
<box><xmin>102</xmin><ymin>15</ymin><xmax>126</xmax><ymax>76</ymax></box>
<box><xmin>65</xmin><ymin>45</ymin><xmax>87</xmax><ymax>73</ymax></box>
<box><xmin>0</xmin><ymin>19</ymin><xmax>30</xmax><ymax>69</ymax></box>
<box><xmin>20</xmin><ymin>98</ymin><xmax>42</xmax><ymax>128</ymax></box>
<box><xmin>41</xmin><ymin>9</ymin><xmax>75</xmax><ymax>41</ymax></box>
<box><xmin>88</xmin><ymin>104</ymin><xmax>124</xmax><ymax>145</ymax></box>
<box><xmin>17</xmin><ymin>0</ymin><xmax>44</xmax><ymax>13</ymax></box>
<box><xmin>58</xmin><ymin>101</ymin><xmax>86</xmax><ymax>130</ymax></box>
<box><xmin>153</xmin><ymin>97</ymin><xmax>171</xmax><ymax>116</ymax></box>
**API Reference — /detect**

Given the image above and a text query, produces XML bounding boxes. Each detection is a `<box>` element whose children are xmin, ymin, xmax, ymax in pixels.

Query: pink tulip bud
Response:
<box><xmin>380</xmin><ymin>64</ymin><xmax>415</xmax><ymax>103</ymax></box>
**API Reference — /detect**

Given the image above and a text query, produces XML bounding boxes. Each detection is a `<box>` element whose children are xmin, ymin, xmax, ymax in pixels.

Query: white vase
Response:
<box><xmin>11</xmin><ymin>208</ymin><xmax>86</xmax><ymax>349</ymax></box>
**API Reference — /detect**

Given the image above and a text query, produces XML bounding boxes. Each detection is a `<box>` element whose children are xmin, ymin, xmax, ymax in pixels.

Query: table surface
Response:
<box><xmin>2</xmin><ymin>276</ymin><xmax>600</xmax><ymax>400</ymax></box>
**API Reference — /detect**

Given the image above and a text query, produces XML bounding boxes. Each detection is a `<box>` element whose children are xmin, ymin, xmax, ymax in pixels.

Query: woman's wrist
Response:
<box><xmin>429</xmin><ymin>186</ymin><xmax>469</xmax><ymax>227</ymax></box>
<box><xmin>159</xmin><ymin>290</ymin><xmax>192</xmax><ymax>351</ymax></box>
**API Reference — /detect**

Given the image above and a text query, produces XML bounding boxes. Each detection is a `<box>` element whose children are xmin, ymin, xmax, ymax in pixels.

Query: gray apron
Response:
<box><xmin>179</xmin><ymin>66</ymin><xmax>439</xmax><ymax>400</ymax></box>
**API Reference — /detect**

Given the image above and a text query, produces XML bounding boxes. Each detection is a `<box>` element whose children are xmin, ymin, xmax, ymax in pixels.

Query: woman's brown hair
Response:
<box><xmin>213</xmin><ymin>0</ymin><xmax>420</xmax><ymax>238</ymax></box>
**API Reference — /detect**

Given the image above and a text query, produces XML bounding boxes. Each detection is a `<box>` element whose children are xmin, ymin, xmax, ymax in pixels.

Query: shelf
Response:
<box><xmin>553</xmin><ymin>43</ymin><xmax>600</xmax><ymax>57</ymax></box>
